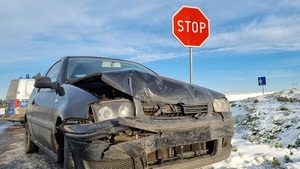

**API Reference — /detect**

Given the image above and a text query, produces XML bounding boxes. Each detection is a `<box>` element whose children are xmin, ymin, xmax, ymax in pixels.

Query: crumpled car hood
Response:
<box><xmin>71</xmin><ymin>70</ymin><xmax>225</xmax><ymax>105</ymax></box>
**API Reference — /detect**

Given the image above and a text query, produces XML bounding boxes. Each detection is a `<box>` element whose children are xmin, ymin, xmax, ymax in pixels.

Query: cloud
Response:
<box><xmin>206</xmin><ymin>68</ymin><xmax>300</xmax><ymax>83</ymax></box>
<box><xmin>265</xmin><ymin>70</ymin><xmax>300</xmax><ymax>79</ymax></box>
<box><xmin>0</xmin><ymin>1</ymin><xmax>181</xmax><ymax>63</ymax></box>
<box><xmin>278</xmin><ymin>56</ymin><xmax>300</xmax><ymax>68</ymax></box>
<box><xmin>1</xmin><ymin>1</ymin><xmax>300</xmax><ymax>64</ymax></box>
<box><xmin>207</xmin><ymin>15</ymin><xmax>300</xmax><ymax>54</ymax></box>
<box><xmin>1</xmin><ymin>0</ymin><xmax>300</xmax><ymax>99</ymax></box>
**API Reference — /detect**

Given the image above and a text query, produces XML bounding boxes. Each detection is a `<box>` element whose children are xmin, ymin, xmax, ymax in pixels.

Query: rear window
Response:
<box><xmin>6</xmin><ymin>80</ymin><xmax>19</xmax><ymax>100</ymax></box>
<box><xmin>6</xmin><ymin>79</ymin><xmax>35</xmax><ymax>101</ymax></box>
<box><xmin>26</xmin><ymin>80</ymin><xmax>35</xmax><ymax>95</ymax></box>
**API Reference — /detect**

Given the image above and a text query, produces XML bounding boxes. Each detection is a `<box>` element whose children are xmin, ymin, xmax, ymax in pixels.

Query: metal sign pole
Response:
<box><xmin>172</xmin><ymin>6</ymin><xmax>209</xmax><ymax>84</ymax></box>
<box><xmin>189</xmin><ymin>47</ymin><xmax>193</xmax><ymax>83</ymax></box>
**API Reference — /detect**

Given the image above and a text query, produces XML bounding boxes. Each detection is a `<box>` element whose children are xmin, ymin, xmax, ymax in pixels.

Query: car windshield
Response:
<box><xmin>66</xmin><ymin>57</ymin><xmax>157</xmax><ymax>81</ymax></box>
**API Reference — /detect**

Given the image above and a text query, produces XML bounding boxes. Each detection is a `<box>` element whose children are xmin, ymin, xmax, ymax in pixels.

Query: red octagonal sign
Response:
<box><xmin>172</xmin><ymin>6</ymin><xmax>210</xmax><ymax>47</ymax></box>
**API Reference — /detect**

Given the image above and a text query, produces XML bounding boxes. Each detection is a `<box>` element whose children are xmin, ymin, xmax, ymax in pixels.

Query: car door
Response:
<box><xmin>27</xmin><ymin>61</ymin><xmax>61</xmax><ymax>153</ymax></box>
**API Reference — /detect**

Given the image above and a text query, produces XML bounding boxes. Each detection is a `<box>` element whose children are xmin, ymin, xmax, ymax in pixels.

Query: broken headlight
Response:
<box><xmin>212</xmin><ymin>98</ymin><xmax>230</xmax><ymax>113</ymax></box>
<box><xmin>91</xmin><ymin>99</ymin><xmax>135</xmax><ymax>122</ymax></box>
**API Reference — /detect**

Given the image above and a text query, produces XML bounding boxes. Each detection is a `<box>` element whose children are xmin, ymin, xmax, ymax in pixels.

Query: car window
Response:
<box><xmin>66</xmin><ymin>57</ymin><xmax>156</xmax><ymax>81</ymax></box>
<box><xmin>45</xmin><ymin>61</ymin><xmax>60</xmax><ymax>82</ymax></box>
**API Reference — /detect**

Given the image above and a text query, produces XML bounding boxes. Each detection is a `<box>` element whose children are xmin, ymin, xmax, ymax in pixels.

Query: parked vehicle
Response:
<box><xmin>0</xmin><ymin>108</ymin><xmax>5</xmax><ymax>116</ymax></box>
<box><xmin>25</xmin><ymin>56</ymin><xmax>234</xmax><ymax>169</ymax></box>
<box><xmin>3</xmin><ymin>77</ymin><xmax>35</xmax><ymax>123</ymax></box>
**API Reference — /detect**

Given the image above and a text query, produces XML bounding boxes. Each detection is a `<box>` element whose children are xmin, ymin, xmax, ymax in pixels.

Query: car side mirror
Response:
<box><xmin>34</xmin><ymin>77</ymin><xmax>65</xmax><ymax>96</ymax></box>
<box><xmin>34</xmin><ymin>77</ymin><xmax>52</xmax><ymax>89</ymax></box>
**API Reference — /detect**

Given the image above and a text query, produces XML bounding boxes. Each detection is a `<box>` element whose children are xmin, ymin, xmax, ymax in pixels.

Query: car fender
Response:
<box><xmin>54</xmin><ymin>84</ymin><xmax>99</xmax><ymax>120</ymax></box>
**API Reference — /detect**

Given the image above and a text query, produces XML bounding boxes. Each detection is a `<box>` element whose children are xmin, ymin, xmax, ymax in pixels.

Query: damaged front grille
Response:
<box><xmin>142</xmin><ymin>103</ymin><xmax>208</xmax><ymax>118</ymax></box>
<box><xmin>146</xmin><ymin>140</ymin><xmax>216</xmax><ymax>167</ymax></box>
<box><xmin>83</xmin><ymin>159</ymin><xmax>133</xmax><ymax>169</ymax></box>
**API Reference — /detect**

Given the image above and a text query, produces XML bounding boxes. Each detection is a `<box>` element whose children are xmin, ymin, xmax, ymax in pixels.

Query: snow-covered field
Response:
<box><xmin>204</xmin><ymin>88</ymin><xmax>300</xmax><ymax>169</ymax></box>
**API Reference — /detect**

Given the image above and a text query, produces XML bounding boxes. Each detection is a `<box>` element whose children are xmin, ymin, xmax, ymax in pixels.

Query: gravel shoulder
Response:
<box><xmin>0</xmin><ymin>119</ymin><xmax>60</xmax><ymax>169</ymax></box>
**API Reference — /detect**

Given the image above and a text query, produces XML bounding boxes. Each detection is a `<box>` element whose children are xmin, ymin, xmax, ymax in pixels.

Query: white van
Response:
<box><xmin>3</xmin><ymin>78</ymin><xmax>35</xmax><ymax>123</ymax></box>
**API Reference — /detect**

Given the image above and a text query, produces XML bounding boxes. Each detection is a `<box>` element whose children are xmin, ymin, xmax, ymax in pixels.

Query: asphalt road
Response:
<box><xmin>0</xmin><ymin>117</ymin><xmax>60</xmax><ymax>169</ymax></box>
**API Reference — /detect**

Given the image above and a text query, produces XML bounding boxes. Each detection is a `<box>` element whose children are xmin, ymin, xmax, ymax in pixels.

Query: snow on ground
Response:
<box><xmin>226</xmin><ymin>92</ymin><xmax>274</xmax><ymax>102</ymax></box>
<box><xmin>204</xmin><ymin>88</ymin><xmax>300</xmax><ymax>169</ymax></box>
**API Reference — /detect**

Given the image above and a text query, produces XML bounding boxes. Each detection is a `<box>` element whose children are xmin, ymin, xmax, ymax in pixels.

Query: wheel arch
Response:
<box><xmin>54</xmin><ymin>117</ymin><xmax>64</xmax><ymax>163</ymax></box>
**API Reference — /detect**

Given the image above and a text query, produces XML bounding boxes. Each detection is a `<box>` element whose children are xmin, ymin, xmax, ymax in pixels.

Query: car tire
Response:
<box><xmin>64</xmin><ymin>136</ymin><xmax>75</xmax><ymax>169</ymax></box>
<box><xmin>24</xmin><ymin>122</ymin><xmax>39</xmax><ymax>153</ymax></box>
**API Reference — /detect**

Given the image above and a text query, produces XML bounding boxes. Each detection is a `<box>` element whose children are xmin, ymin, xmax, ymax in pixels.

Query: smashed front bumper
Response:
<box><xmin>61</xmin><ymin>115</ymin><xmax>234</xmax><ymax>169</ymax></box>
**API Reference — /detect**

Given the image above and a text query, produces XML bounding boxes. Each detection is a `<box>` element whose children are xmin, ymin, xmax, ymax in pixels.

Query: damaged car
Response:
<box><xmin>25</xmin><ymin>56</ymin><xmax>234</xmax><ymax>169</ymax></box>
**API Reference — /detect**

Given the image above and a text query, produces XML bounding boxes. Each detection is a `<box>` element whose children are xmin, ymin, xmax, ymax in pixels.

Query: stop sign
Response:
<box><xmin>172</xmin><ymin>6</ymin><xmax>210</xmax><ymax>47</ymax></box>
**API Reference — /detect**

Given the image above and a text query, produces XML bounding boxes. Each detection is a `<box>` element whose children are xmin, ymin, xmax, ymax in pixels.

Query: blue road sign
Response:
<box><xmin>258</xmin><ymin>77</ymin><xmax>266</xmax><ymax>86</ymax></box>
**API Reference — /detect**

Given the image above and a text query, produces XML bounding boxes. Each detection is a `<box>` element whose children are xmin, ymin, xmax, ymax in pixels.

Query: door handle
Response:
<box><xmin>32</xmin><ymin>99</ymin><xmax>35</xmax><ymax>105</ymax></box>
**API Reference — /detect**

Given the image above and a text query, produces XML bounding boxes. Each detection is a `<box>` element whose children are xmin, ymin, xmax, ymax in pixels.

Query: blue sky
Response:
<box><xmin>1</xmin><ymin>0</ymin><xmax>300</xmax><ymax>100</ymax></box>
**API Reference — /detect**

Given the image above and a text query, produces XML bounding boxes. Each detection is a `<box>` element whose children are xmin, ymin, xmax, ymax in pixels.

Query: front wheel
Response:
<box><xmin>24</xmin><ymin>122</ymin><xmax>39</xmax><ymax>153</ymax></box>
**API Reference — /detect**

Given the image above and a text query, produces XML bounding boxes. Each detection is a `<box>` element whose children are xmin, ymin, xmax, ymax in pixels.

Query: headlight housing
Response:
<box><xmin>212</xmin><ymin>98</ymin><xmax>230</xmax><ymax>113</ymax></box>
<box><xmin>91</xmin><ymin>99</ymin><xmax>135</xmax><ymax>122</ymax></box>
